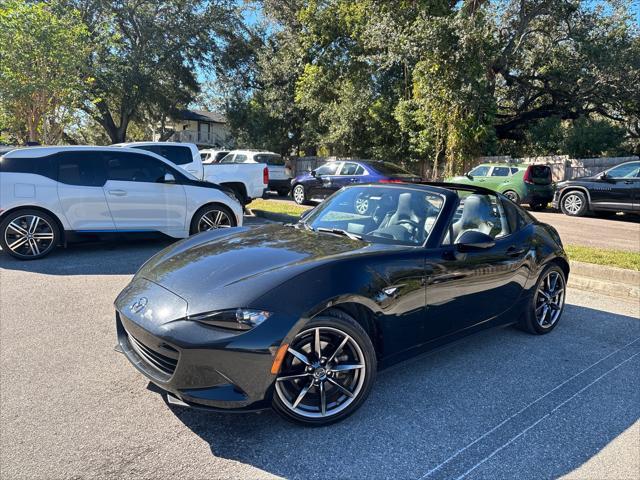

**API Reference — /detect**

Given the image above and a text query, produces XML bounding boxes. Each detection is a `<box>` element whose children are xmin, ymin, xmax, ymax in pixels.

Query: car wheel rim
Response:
<box><xmin>294</xmin><ymin>186</ymin><xmax>305</xmax><ymax>204</ymax></box>
<box><xmin>275</xmin><ymin>326</ymin><xmax>366</xmax><ymax>419</ymax></box>
<box><xmin>504</xmin><ymin>191</ymin><xmax>518</xmax><ymax>202</ymax></box>
<box><xmin>563</xmin><ymin>194</ymin><xmax>582</xmax><ymax>214</ymax></box>
<box><xmin>355</xmin><ymin>196</ymin><xmax>369</xmax><ymax>214</ymax></box>
<box><xmin>197</xmin><ymin>209</ymin><xmax>231</xmax><ymax>232</ymax></box>
<box><xmin>4</xmin><ymin>214</ymin><xmax>54</xmax><ymax>257</ymax></box>
<box><xmin>534</xmin><ymin>270</ymin><xmax>565</xmax><ymax>328</ymax></box>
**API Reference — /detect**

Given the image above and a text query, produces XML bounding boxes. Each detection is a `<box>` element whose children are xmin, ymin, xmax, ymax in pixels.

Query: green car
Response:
<box><xmin>447</xmin><ymin>163</ymin><xmax>555</xmax><ymax>210</ymax></box>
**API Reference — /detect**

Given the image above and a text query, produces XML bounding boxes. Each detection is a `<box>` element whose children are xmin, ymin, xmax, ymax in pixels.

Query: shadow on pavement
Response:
<box><xmin>168</xmin><ymin>303</ymin><xmax>639</xmax><ymax>479</ymax></box>
<box><xmin>0</xmin><ymin>236</ymin><xmax>173</xmax><ymax>275</ymax></box>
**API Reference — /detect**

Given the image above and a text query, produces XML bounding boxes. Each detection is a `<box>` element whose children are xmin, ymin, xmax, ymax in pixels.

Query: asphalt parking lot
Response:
<box><xmin>1</xmin><ymin>219</ymin><xmax>639</xmax><ymax>479</ymax></box>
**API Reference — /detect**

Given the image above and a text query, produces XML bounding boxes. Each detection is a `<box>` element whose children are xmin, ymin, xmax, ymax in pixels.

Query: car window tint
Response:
<box><xmin>368</xmin><ymin>162</ymin><xmax>413</xmax><ymax>176</ymax></box>
<box><xmin>443</xmin><ymin>192</ymin><xmax>509</xmax><ymax>245</ymax></box>
<box><xmin>234</xmin><ymin>154</ymin><xmax>248</xmax><ymax>163</ymax></box>
<box><xmin>57</xmin><ymin>152</ymin><xmax>106</xmax><ymax>187</ymax></box>
<box><xmin>607</xmin><ymin>162</ymin><xmax>640</xmax><ymax>178</ymax></box>
<box><xmin>491</xmin><ymin>167</ymin><xmax>510</xmax><ymax>176</ymax></box>
<box><xmin>0</xmin><ymin>155</ymin><xmax>57</xmax><ymax>179</ymax></box>
<box><xmin>133</xmin><ymin>145</ymin><xmax>193</xmax><ymax>165</ymax></box>
<box><xmin>106</xmin><ymin>153</ymin><xmax>168</xmax><ymax>183</ymax></box>
<box><xmin>339</xmin><ymin>162</ymin><xmax>360</xmax><ymax>175</ymax></box>
<box><xmin>315</xmin><ymin>163</ymin><xmax>339</xmax><ymax>175</ymax></box>
<box><xmin>219</xmin><ymin>154</ymin><xmax>234</xmax><ymax>163</ymax></box>
<box><xmin>354</xmin><ymin>164</ymin><xmax>365</xmax><ymax>175</ymax></box>
<box><xmin>469</xmin><ymin>165</ymin><xmax>490</xmax><ymax>176</ymax></box>
<box><xmin>510</xmin><ymin>167</ymin><xmax>519</xmax><ymax>174</ymax></box>
<box><xmin>214</xmin><ymin>151</ymin><xmax>229</xmax><ymax>162</ymax></box>
<box><xmin>200</xmin><ymin>153</ymin><xmax>209</xmax><ymax>162</ymax></box>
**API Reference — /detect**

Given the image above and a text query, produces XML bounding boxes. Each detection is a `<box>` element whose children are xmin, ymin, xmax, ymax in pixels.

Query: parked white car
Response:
<box><xmin>115</xmin><ymin>142</ymin><xmax>267</xmax><ymax>204</ymax></box>
<box><xmin>220</xmin><ymin>150</ymin><xmax>292</xmax><ymax>196</ymax></box>
<box><xmin>200</xmin><ymin>148</ymin><xmax>230</xmax><ymax>164</ymax></box>
<box><xmin>0</xmin><ymin>146</ymin><xmax>243</xmax><ymax>259</ymax></box>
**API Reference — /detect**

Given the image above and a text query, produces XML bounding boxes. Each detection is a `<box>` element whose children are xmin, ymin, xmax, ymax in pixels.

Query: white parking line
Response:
<box><xmin>454</xmin><ymin>351</ymin><xmax>640</xmax><ymax>480</ymax></box>
<box><xmin>419</xmin><ymin>337</ymin><xmax>640</xmax><ymax>479</ymax></box>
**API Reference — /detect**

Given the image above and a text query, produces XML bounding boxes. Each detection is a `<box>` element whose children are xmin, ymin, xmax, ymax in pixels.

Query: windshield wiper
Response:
<box><xmin>315</xmin><ymin>227</ymin><xmax>363</xmax><ymax>241</ymax></box>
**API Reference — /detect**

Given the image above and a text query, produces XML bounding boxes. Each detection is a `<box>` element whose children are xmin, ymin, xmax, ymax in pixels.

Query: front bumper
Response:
<box><xmin>552</xmin><ymin>189</ymin><xmax>562</xmax><ymax>210</ymax></box>
<box><xmin>114</xmin><ymin>280</ymin><xmax>283</xmax><ymax>411</ymax></box>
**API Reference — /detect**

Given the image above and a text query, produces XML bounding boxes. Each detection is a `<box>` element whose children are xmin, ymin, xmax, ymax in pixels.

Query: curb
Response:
<box><xmin>568</xmin><ymin>261</ymin><xmax>639</xmax><ymax>300</ymax></box>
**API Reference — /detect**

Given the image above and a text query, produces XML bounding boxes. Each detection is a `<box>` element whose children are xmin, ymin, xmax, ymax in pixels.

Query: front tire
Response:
<box><xmin>0</xmin><ymin>209</ymin><xmax>60</xmax><ymax>260</ymax></box>
<box><xmin>189</xmin><ymin>204</ymin><xmax>236</xmax><ymax>235</ymax></box>
<box><xmin>272</xmin><ymin>311</ymin><xmax>376</xmax><ymax>426</ymax></box>
<box><xmin>292</xmin><ymin>184</ymin><xmax>309</xmax><ymax>205</ymax></box>
<box><xmin>560</xmin><ymin>191</ymin><xmax>588</xmax><ymax>217</ymax></box>
<box><xmin>518</xmin><ymin>264</ymin><xmax>567</xmax><ymax>335</ymax></box>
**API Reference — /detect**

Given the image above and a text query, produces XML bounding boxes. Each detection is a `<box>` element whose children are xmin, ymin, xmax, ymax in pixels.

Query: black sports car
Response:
<box><xmin>553</xmin><ymin>160</ymin><xmax>640</xmax><ymax>217</ymax></box>
<box><xmin>115</xmin><ymin>183</ymin><xmax>569</xmax><ymax>425</ymax></box>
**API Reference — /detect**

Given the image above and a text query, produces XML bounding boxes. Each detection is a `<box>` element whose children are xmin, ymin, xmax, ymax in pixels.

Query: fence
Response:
<box><xmin>288</xmin><ymin>155</ymin><xmax>638</xmax><ymax>181</ymax></box>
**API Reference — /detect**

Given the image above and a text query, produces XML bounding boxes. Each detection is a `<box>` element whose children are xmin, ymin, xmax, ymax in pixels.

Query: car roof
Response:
<box><xmin>226</xmin><ymin>149</ymin><xmax>279</xmax><ymax>155</ymax></box>
<box><xmin>2</xmin><ymin>145</ymin><xmax>172</xmax><ymax>158</ymax></box>
<box><xmin>113</xmin><ymin>141</ymin><xmax>197</xmax><ymax>148</ymax></box>
<box><xmin>474</xmin><ymin>163</ymin><xmax>523</xmax><ymax>168</ymax></box>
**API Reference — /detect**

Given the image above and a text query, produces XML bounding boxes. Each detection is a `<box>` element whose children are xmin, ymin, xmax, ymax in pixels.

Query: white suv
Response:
<box><xmin>0</xmin><ymin>146</ymin><xmax>243</xmax><ymax>259</ymax></box>
<box><xmin>220</xmin><ymin>150</ymin><xmax>292</xmax><ymax>196</ymax></box>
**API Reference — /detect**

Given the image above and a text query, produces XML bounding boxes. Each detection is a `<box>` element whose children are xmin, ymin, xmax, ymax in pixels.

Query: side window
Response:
<box><xmin>234</xmin><ymin>154</ymin><xmax>248</xmax><ymax>163</ymax></box>
<box><xmin>510</xmin><ymin>167</ymin><xmax>519</xmax><ymax>174</ymax></box>
<box><xmin>315</xmin><ymin>163</ymin><xmax>339</xmax><ymax>176</ymax></box>
<box><xmin>502</xmin><ymin>198</ymin><xmax>532</xmax><ymax>233</ymax></box>
<box><xmin>57</xmin><ymin>152</ymin><xmax>106</xmax><ymax>187</ymax></box>
<box><xmin>0</xmin><ymin>155</ymin><xmax>57</xmax><ymax>179</ymax></box>
<box><xmin>354</xmin><ymin>165</ymin><xmax>365</xmax><ymax>175</ymax></box>
<box><xmin>606</xmin><ymin>162</ymin><xmax>640</xmax><ymax>178</ymax></box>
<box><xmin>469</xmin><ymin>165</ymin><xmax>490</xmax><ymax>177</ymax></box>
<box><xmin>219</xmin><ymin>154</ymin><xmax>234</xmax><ymax>163</ymax></box>
<box><xmin>491</xmin><ymin>167</ymin><xmax>511</xmax><ymax>177</ymax></box>
<box><xmin>214</xmin><ymin>151</ymin><xmax>229</xmax><ymax>162</ymax></box>
<box><xmin>339</xmin><ymin>162</ymin><xmax>359</xmax><ymax>175</ymax></box>
<box><xmin>106</xmin><ymin>153</ymin><xmax>168</xmax><ymax>183</ymax></box>
<box><xmin>133</xmin><ymin>145</ymin><xmax>193</xmax><ymax>165</ymax></box>
<box><xmin>443</xmin><ymin>192</ymin><xmax>509</xmax><ymax>245</ymax></box>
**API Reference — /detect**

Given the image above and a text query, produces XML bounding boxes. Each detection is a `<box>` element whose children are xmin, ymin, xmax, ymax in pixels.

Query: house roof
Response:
<box><xmin>174</xmin><ymin>109</ymin><xmax>227</xmax><ymax>123</ymax></box>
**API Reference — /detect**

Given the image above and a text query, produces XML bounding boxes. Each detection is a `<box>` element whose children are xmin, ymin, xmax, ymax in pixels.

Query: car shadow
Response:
<box><xmin>0</xmin><ymin>237</ymin><xmax>174</xmax><ymax>276</ymax></box>
<box><xmin>165</xmin><ymin>303</ymin><xmax>639</xmax><ymax>479</ymax></box>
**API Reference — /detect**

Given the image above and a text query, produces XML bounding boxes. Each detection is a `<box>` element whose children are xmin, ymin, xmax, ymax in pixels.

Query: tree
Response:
<box><xmin>0</xmin><ymin>1</ymin><xmax>90</xmax><ymax>143</ymax></box>
<box><xmin>65</xmin><ymin>0</ymin><xmax>242</xmax><ymax>143</ymax></box>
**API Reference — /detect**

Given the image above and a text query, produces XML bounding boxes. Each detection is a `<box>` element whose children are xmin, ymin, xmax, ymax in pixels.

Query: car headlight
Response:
<box><xmin>188</xmin><ymin>308</ymin><xmax>271</xmax><ymax>330</ymax></box>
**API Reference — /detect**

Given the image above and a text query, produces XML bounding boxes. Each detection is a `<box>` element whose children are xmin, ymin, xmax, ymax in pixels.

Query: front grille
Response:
<box><xmin>127</xmin><ymin>332</ymin><xmax>178</xmax><ymax>377</ymax></box>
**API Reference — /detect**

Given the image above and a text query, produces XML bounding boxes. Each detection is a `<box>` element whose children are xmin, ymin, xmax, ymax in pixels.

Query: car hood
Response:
<box><xmin>136</xmin><ymin>224</ymin><xmax>377</xmax><ymax>314</ymax></box>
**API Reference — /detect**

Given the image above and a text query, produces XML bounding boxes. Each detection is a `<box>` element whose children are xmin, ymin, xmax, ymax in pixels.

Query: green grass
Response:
<box><xmin>247</xmin><ymin>199</ymin><xmax>309</xmax><ymax>218</ymax></box>
<box><xmin>565</xmin><ymin>245</ymin><xmax>640</xmax><ymax>271</ymax></box>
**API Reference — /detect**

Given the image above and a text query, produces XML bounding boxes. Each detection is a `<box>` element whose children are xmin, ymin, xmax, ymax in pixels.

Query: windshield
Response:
<box><xmin>369</xmin><ymin>162</ymin><xmax>414</xmax><ymax>176</ymax></box>
<box><xmin>304</xmin><ymin>186</ymin><xmax>445</xmax><ymax>246</ymax></box>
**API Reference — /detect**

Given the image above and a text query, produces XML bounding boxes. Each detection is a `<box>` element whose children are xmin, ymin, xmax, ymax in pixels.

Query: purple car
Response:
<box><xmin>291</xmin><ymin>160</ymin><xmax>422</xmax><ymax>205</ymax></box>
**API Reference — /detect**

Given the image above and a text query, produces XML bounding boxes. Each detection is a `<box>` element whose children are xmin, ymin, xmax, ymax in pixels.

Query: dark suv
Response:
<box><xmin>552</xmin><ymin>161</ymin><xmax>640</xmax><ymax>217</ymax></box>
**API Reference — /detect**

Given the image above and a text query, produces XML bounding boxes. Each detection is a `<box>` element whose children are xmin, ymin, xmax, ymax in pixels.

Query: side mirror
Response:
<box><xmin>163</xmin><ymin>173</ymin><xmax>176</xmax><ymax>183</ymax></box>
<box><xmin>599</xmin><ymin>172</ymin><xmax>612</xmax><ymax>181</ymax></box>
<box><xmin>455</xmin><ymin>230</ymin><xmax>495</xmax><ymax>251</ymax></box>
<box><xmin>311</xmin><ymin>170</ymin><xmax>317</xmax><ymax>177</ymax></box>
<box><xmin>465</xmin><ymin>172</ymin><xmax>473</xmax><ymax>180</ymax></box>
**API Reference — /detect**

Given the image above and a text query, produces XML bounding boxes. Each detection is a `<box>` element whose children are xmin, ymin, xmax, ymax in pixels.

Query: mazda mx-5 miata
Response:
<box><xmin>115</xmin><ymin>183</ymin><xmax>569</xmax><ymax>426</ymax></box>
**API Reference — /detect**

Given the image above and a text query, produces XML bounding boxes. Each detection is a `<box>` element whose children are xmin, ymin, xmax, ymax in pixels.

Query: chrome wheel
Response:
<box><xmin>275</xmin><ymin>326</ymin><xmax>366</xmax><ymax>419</ymax></box>
<box><xmin>563</xmin><ymin>194</ymin><xmax>583</xmax><ymax>215</ymax></box>
<box><xmin>354</xmin><ymin>195</ymin><xmax>369</xmax><ymax>215</ymax></box>
<box><xmin>534</xmin><ymin>270</ymin><xmax>566</xmax><ymax>328</ymax></box>
<box><xmin>196</xmin><ymin>209</ymin><xmax>232</xmax><ymax>232</ymax></box>
<box><xmin>4</xmin><ymin>214</ymin><xmax>55</xmax><ymax>257</ymax></box>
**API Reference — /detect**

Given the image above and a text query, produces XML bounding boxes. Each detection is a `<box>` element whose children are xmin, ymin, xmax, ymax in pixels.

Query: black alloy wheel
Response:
<box><xmin>519</xmin><ymin>264</ymin><xmax>567</xmax><ymax>334</ymax></box>
<box><xmin>0</xmin><ymin>209</ymin><xmax>59</xmax><ymax>260</ymax></box>
<box><xmin>273</xmin><ymin>312</ymin><xmax>376</xmax><ymax>426</ymax></box>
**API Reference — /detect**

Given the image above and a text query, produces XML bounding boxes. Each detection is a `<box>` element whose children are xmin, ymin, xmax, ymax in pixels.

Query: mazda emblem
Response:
<box><xmin>130</xmin><ymin>297</ymin><xmax>148</xmax><ymax>314</ymax></box>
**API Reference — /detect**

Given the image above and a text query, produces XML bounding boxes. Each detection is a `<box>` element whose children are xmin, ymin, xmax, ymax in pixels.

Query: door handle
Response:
<box><xmin>506</xmin><ymin>246</ymin><xmax>526</xmax><ymax>257</ymax></box>
<box><xmin>624</xmin><ymin>180</ymin><xmax>634</xmax><ymax>184</ymax></box>
<box><xmin>349</xmin><ymin>178</ymin><xmax>358</xmax><ymax>183</ymax></box>
<box><xmin>108</xmin><ymin>189</ymin><xmax>127</xmax><ymax>196</ymax></box>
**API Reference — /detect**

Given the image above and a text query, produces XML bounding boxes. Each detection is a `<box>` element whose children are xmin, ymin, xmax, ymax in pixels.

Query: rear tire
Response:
<box><xmin>503</xmin><ymin>190</ymin><xmax>520</xmax><ymax>204</ymax></box>
<box><xmin>272</xmin><ymin>310</ymin><xmax>376</xmax><ymax>426</ymax></box>
<box><xmin>0</xmin><ymin>209</ymin><xmax>60</xmax><ymax>260</ymax></box>
<box><xmin>189</xmin><ymin>204</ymin><xmax>236</xmax><ymax>235</ymax></box>
<box><xmin>560</xmin><ymin>190</ymin><xmax>588</xmax><ymax>217</ymax></box>
<box><xmin>518</xmin><ymin>263</ymin><xmax>566</xmax><ymax>335</ymax></box>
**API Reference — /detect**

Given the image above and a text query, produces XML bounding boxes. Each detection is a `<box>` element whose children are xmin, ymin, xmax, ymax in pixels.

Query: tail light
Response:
<box><xmin>263</xmin><ymin>166</ymin><xmax>269</xmax><ymax>185</ymax></box>
<box><xmin>379</xmin><ymin>178</ymin><xmax>404</xmax><ymax>183</ymax></box>
<box><xmin>523</xmin><ymin>166</ymin><xmax>534</xmax><ymax>184</ymax></box>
